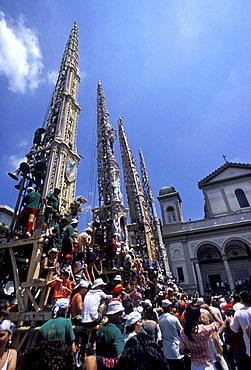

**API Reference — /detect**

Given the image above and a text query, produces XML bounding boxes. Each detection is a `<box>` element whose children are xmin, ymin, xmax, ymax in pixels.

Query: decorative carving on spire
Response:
<box><xmin>94</xmin><ymin>82</ymin><xmax>127</xmax><ymax>243</ymax></box>
<box><xmin>24</xmin><ymin>23</ymin><xmax>81</xmax><ymax>212</ymax></box>
<box><xmin>118</xmin><ymin>117</ymin><xmax>158</xmax><ymax>262</ymax></box>
<box><xmin>139</xmin><ymin>149</ymin><xmax>170</xmax><ymax>272</ymax></box>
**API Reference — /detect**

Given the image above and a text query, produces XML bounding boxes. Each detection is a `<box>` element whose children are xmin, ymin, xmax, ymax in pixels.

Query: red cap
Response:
<box><xmin>65</xmin><ymin>254</ymin><xmax>72</xmax><ymax>259</ymax></box>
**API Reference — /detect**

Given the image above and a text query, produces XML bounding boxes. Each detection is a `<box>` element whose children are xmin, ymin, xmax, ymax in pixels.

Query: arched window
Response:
<box><xmin>166</xmin><ymin>206</ymin><xmax>176</xmax><ymax>223</ymax></box>
<box><xmin>235</xmin><ymin>189</ymin><xmax>250</xmax><ymax>208</ymax></box>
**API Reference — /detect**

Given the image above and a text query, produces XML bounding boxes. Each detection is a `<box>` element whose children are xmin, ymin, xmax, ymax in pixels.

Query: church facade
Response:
<box><xmin>158</xmin><ymin>162</ymin><xmax>251</xmax><ymax>294</ymax></box>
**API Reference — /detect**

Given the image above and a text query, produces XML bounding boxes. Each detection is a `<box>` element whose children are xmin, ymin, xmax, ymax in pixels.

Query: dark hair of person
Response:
<box><xmin>183</xmin><ymin>305</ymin><xmax>201</xmax><ymax>341</ymax></box>
<box><xmin>115</xmin><ymin>332</ymin><xmax>168</xmax><ymax>370</ymax></box>
<box><xmin>232</xmin><ymin>294</ymin><xmax>240</xmax><ymax>304</ymax></box>
<box><xmin>240</xmin><ymin>291</ymin><xmax>251</xmax><ymax>305</ymax></box>
<box><xmin>56</xmin><ymin>308</ymin><xmax>67</xmax><ymax>318</ymax></box>
<box><xmin>125</xmin><ymin>323</ymin><xmax>137</xmax><ymax>335</ymax></box>
<box><xmin>225</xmin><ymin>295</ymin><xmax>231</xmax><ymax>304</ymax></box>
<box><xmin>0</xmin><ymin>300</ymin><xmax>9</xmax><ymax>317</ymax></box>
<box><xmin>225</xmin><ymin>308</ymin><xmax>235</xmax><ymax>317</ymax></box>
<box><xmin>18</xmin><ymin>340</ymin><xmax>74</xmax><ymax>370</ymax></box>
<box><xmin>204</xmin><ymin>294</ymin><xmax>212</xmax><ymax>305</ymax></box>
<box><xmin>72</xmin><ymin>251</ymin><xmax>86</xmax><ymax>266</ymax></box>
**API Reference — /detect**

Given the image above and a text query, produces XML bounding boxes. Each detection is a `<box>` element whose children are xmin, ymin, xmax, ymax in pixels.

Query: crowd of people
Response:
<box><xmin>1</xmin><ymin>187</ymin><xmax>250</xmax><ymax>370</ymax></box>
<box><xmin>1</xmin><ymin>264</ymin><xmax>251</xmax><ymax>370</ymax></box>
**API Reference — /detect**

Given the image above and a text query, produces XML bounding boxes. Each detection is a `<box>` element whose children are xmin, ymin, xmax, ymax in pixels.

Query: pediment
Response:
<box><xmin>198</xmin><ymin>163</ymin><xmax>251</xmax><ymax>188</ymax></box>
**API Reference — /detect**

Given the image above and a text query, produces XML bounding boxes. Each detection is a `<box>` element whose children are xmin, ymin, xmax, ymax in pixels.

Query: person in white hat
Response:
<box><xmin>159</xmin><ymin>299</ymin><xmax>184</xmax><ymax>369</ymax></box>
<box><xmin>123</xmin><ymin>311</ymin><xmax>142</xmax><ymax>343</ymax></box>
<box><xmin>86</xmin><ymin>301</ymin><xmax>125</xmax><ymax>370</ymax></box>
<box><xmin>82</xmin><ymin>278</ymin><xmax>109</xmax><ymax>327</ymax></box>
<box><xmin>142</xmin><ymin>299</ymin><xmax>158</xmax><ymax>323</ymax></box>
<box><xmin>40</xmin><ymin>248</ymin><xmax>59</xmax><ymax>279</ymax></box>
<box><xmin>114</xmin><ymin>275</ymin><xmax>122</xmax><ymax>283</ymax></box>
<box><xmin>70</xmin><ymin>279</ymin><xmax>91</xmax><ymax>324</ymax></box>
<box><xmin>40</xmin><ymin>298</ymin><xmax>76</xmax><ymax>356</ymax></box>
<box><xmin>96</xmin><ymin>301</ymin><xmax>125</xmax><ymax>358</ymax></box>
<box><xmin>0</xmin><ymin>320</ymin><xmax>17</xmax><ymax>370</ymax></box>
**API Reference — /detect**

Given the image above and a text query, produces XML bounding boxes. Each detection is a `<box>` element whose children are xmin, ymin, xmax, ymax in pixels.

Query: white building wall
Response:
<box><xmin>204</xmin><ymin>180</ymin><xmax>251</xmax><ymax>216</ymax></box>
<box><xmin>169</xmin><ymin>243</ymin><xmax>189</xmax><ymax>283</ymax></box>
<box><xmin>205</xmin><ymin>189</ymin><xmax>228</xmax><ymax>215</ymax></box>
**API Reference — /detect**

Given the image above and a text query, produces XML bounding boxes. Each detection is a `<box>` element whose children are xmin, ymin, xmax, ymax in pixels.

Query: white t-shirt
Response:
<box><xmin>159</xmin><ymin>312</ymin><xmax>183</xmax><ymax>360</ymax></box>
<box><xmin>230</xmin><ymin>306</ymin><xmax>251</xmax><ymax>356</ymax></box>
<box><xmin>123</xmin><ymin>331</ymin><xmax>137</xmax><ymax>343</ymax></box>
<box><xmin>233</xmin><ymin>302</ymin><xmax>244</xmax><ymax>311</ymax></box>
<box><xmin>82</xmin><ymin>289</ymin><xmax>106</xmax><ymax>323</ymax></box>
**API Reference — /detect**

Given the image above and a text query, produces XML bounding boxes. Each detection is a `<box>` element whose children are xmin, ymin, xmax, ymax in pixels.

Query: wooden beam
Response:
<box><xmin>9</xmin><ymin>248</ymin><xmax>25</xmax><ymax>312</ymax></box>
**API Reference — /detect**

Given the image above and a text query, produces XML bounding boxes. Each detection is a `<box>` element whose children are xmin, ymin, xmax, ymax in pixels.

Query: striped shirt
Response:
<box><xmin>179</xmin><ymin>322</ymin><xmax>218</xmax><ymax>366</ymax></box>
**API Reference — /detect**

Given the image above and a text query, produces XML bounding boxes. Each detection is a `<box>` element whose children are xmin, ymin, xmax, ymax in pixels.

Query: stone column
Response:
<box><xmin>193</xmin><ymin>259</ymin><xmax>204</xmax><ymax>295</ymax></box>
<box><xmin>222</xmin><ymin>254</ymin><xmax>234</xmax><ymax>290</ymax></box>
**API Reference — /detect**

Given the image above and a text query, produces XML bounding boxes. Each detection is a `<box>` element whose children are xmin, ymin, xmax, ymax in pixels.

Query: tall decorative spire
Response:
<box><xmin>94</xmin><ymin>82</ymin><xmax>127</xmax><ymax>244</ymax></box>
<box><xmin>139</xmin><ymin>149</ymin><xmax>170</xmax><ymax>272</ymax></box>
<box><xmin>24</xmin><ymin>23</ymin><xmax>81</xmax><ymax>214</ymax></box>
<box><xmin>118</xmin><ymin>117</ymin><xmax>158</xmax><ymax>262</ymax></box>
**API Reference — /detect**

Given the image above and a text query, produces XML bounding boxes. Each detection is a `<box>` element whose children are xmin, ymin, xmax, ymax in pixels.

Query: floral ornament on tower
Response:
<box><xmin>65</xmin><ymin>196</ymin><xmax>88</xmax><ymax>219</ymax></box>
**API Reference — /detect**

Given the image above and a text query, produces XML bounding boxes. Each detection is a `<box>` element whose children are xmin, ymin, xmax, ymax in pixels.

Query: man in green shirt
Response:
<box><xmin>15</xmin><ymin>187</ymin><xmax>41</xmax><ymax>238</ymax></box>
<box><xmin>48</xmin><ymin>218</ymin><xmax>69</xmax><ymax>251</ymax></box>
<box><xmin>62</xmin><ymin>223</ymin><xmax>75</xmax><ymax>257</ymax></box>
<box><xmin>96</xmin><ymin>301</ymin><xmax>125</xmax><ymax>358</ymax></box>
<box><xmin>42</xmin><ymin>187</ymin><xmax>61</xmax><ymax>234</ymax></box>
<box><xmin>85</xmin><ymin>301</ymin><xmax>125</xmax><ymax>369</ymax></box>
<box><xmin>39</xmin><ymin>298</ymin><xmax>76</xmax><ymax>354</ymax></box>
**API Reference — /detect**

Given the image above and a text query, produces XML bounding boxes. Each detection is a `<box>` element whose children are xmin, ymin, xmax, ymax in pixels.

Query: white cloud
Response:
<box><xmin>17</xmin><ymin>138</ymin><xmax>29</xmax><ymax>148</ymax></box>
<box><xmin>78</xmin><ymin>68</ymin><xmax>87</xmax><ymax>81</ymax></box>
<box><xmin>47</xmin><ymin>70</ymin><xmax>58</xmax><ymax>85</ymax></box>
<box><xmin>0</xmin><ymin>12</ymin><xmax>43</xmax><ymax>93</ymax></box>
<box><xmin>7</xmin><ymin>155</ymin><xmax>27</xmax><ymax>170</ymax></box>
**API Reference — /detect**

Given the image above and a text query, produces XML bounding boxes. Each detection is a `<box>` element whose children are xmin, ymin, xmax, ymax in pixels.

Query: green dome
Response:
<box><xmin>159</xmin><ymin>185</ymin><xmax>176</xmax><ymax>196</ymax></box>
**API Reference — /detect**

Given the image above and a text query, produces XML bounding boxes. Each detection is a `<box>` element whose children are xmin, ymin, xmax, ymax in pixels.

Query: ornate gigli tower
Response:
<box><xmin>118</xmin><ymin>117</ymin><xmax>158</xmax><ymax>262</ymax></box>
<box><xmin>94</xmin><ymin>82</ymin><xmax>127</xmax><ymax>246</ymax></box>
<box><xmin>139</xmin><ymin>149</ymin><xmax>170</xmax><ymax>272</ymax></box>
<box><xmin>36</xmin><ymin>22</ymin><xmax>81</xmax><ymax>212</ymax></box>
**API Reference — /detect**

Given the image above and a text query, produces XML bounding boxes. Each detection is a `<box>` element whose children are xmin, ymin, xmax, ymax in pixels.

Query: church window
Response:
<box><xmin>177</xmin><ymin>267</ymin><xmax>184</xmax><ymax>282</ymax></box>
<box><xmin>235</xmin><ymin>189</ymin><xmax>250</xmax><ymax>208</ymax></box>
<box><xmin>166</xmin><ymin>206</ymin><xmax>176</xmax><ymax>223</ymax></box>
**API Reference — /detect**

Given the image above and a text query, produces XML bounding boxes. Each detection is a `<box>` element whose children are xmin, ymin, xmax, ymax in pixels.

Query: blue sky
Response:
<box><xmin>0</xmin><ymin>0</ymin><xmax>250</xmax><ymax>229</ymax></box>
